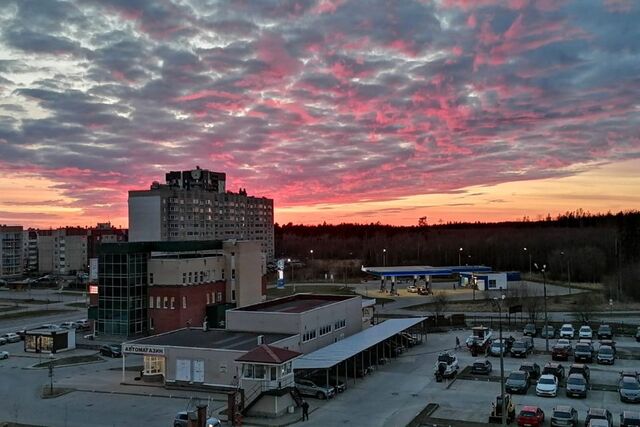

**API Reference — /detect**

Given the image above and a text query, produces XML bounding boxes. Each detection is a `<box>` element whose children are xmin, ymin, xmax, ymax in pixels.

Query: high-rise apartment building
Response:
<box><xmin>128</xmin><ymin>167</ymin><xmax>274</xmax><ymax>260</ymax></box>
<box><xmin>0</xmin><ymin>225</ymin><xmax>23</xmax><ymax>279</ymax></box>
<box><xmin>37</xmin><ymin>228</ymin><xmax>88</xmax><ymax>275</ymax></box>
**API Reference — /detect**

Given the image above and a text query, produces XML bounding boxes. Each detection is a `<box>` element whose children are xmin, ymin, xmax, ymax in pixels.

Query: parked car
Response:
<box><xmin>565</xmin><ymin>373</ymin><xmax>588</xmax><ymax>398</ymax></box>
<box><xmin>579</xmin><ymin>326</ymin><xmax>593</xmax><ymax>339</ymax></box>
<box><xmin>173</xmin><ymin>411</ymin><xmax>221</xmax><ymax>427</ymax></box>
<box><xmin>620</xmin><ymin>410</ymin><xmax>640</xmax><ymax>427</ymax></box>
<box><xmin>588</xmin><ymin>420</ymin><xmax>612</xmax><ymax>427</ymax></box>
<box><xmin>584</xmin><ymin>408</ymin><xmax>613</xmax><ymax>427</ymax></box>
<box><xmin>308</xmin><ymin>374</ymin><xmax>346</xmax><ymax>393</ymax></box>
<box><xmin>0</xmin><ymin>351</ymin><xmax>9</xmax><ymax>360</ymax></box>
<box><xmin>541</xmin><ymin>325</ymin><xmax>556</xmax><ymax>339</ymax></box>
<box><xmin>597</xmin><ymin>345</ymin><xmax>615</xmax><ymax>365</ymax></box>
<box><xmin>60</xmin><ymin>322</ymin><xmax>78</xmax><ymax>330</ymax></box>
<box><xmin>536</xmin><ymin>374</ymin><xmax>559</xmax><ymax>397</ymax></box>
<box><xmin>552</xmin><ymin>341</ymin><xmax>572</xmax><ymax>361</ymax></box>
<box><xmin>542</xmin><ymin>362</ymin><xmax>565</xmax><ymax>381</ymax></box>
<box><xmin>636</xmin><ymin>326</ymin><xmax>640</xmax><ymax>342</ymax></box>
<box><xmin>510</xmin><ymin>340</ymin><xmax>531</xmax><ymax>358</ymax></box>
<box><xmin>620</xmin><ymin>371</ymin><xmax>640</xmax><ymax>381</ymax></box>
<box><xmin>0</xmin><ymin>337</ymin><xmax>6</xmax><ymax>345</ymax></box>
<box><xmin>574</xmin><ymin>342</ymin><xmax>594</xmax><ymax>363</ymax></box>
<box><xmin>560</xmin><ymin>324</ymin><xmax>575</xmax><ymax>339</ymax></box>
<box><xmin>406</xmin><ymin>285</ymin><xmax>418</xmax><ymax>293</ymax></box>
<box><xmin>598</xmin><ymin>339</ymin><xmax>616</xmax><ymax>354</ymax></box>
<box><xmin>519</xmin><ymin>362</ymin><xmax>541</xmax><ymax>381</ymax></box>
<box><xmin>99</xmin><ymin>344</ymin><xmax>122</xmax><ymax>358</ymax></box>
<box><xmin>471</xmin><ymin>359</ymin><xmax>492</xmax><ymax>375</ymax></box>
<box><xmin>1</xmin><ymin>333</ymin><xmax>20</xmax><ymax>343</ymax></box>
<box><xmin>506</xmin><ymin>371</ymin><xmax>530</xmax><ymax>394</ymax></box>
<box><xmin>619</xmin><ymin>376</ymin><xmax>640</xmax><ymax>403</ymax></box>
<box><xmin>523</xmin><ymin>323</ymin><xmax>537</xmax><ymax>337</ymax></box>
<box><xmin>76</xmin><ymin>319</ymin><xmax>91</xmax><ymax>330</ymax></box>
<box><xmin>597</xmin><ymin>324</ymin><xmax>613</xmax><ymax>340</ymax></box>
<box><xmin>517</xmin><ymin>406</ymin><xmax>545</xmax><ymax>427</ymax></box>
<box><xmin>551</xmin><ymin>405</ymin><xmax>578</xmax><ymax>427</ymax></box>
<box><xmin>568</xmin><ymin>363</ymin><xmax>590</xmax><ymax>384</ymax></box>
<box><xmin>295</xmin><ymin>378</ymin><xmax>335</xmax><ymax>399</ymax></box>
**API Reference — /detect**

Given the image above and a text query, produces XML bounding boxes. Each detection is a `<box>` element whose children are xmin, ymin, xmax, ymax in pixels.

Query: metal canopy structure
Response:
<box><xmin>293</xmin><ymin>317</ymin><xmax>426</xmax><ymax>370</ymax></box>
<box><xmin>361</xmin><ymin>265</ymin><xmax>492</xmax><ymax>277</ymax></box>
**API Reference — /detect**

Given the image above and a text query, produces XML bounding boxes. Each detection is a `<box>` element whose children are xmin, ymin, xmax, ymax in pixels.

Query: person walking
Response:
<box><xmin>301</xmin><ymin>400</ymin><xmax>309</xmax><ymax>421</ymax></box>
<box><xmin>455</xmin><ymin>336</ymin><xmax>460</xmax><ymax>350</ymax></box>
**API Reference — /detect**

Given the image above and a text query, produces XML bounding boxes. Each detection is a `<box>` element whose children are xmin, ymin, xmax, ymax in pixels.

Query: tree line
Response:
<box><xmin>275</xmin><ymin>210</ymin><xmax>640</xmax><ymax>300</ymax></box>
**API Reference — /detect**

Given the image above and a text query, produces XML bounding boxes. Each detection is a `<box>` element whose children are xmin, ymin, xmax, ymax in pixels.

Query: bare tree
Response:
<box><xmin>519</xmin><ymin>284</ymin><xmax>541</xmax><ymax>323</ymax></box>
<box><xmin>432</xmin><ymin>291</ymin><xmax>449</xmax><ymax>325</ymax></box>
<box><xmin>572</xmin><ymin>292</ymin><xmax>599</xmax><ymax>323</ymax></box>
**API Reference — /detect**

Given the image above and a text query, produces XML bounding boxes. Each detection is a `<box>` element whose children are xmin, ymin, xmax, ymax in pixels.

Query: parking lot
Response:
<box><xmin>1</xmin><ymin>321</ymin><xmax>639</xmax><ymax>426</ymax></box>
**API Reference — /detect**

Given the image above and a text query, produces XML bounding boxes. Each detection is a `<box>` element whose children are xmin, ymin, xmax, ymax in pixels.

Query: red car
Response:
<box><xmin>517</xmin><ymin>406</ymin><xmax>545</xmax><ymax>427</ymax></box>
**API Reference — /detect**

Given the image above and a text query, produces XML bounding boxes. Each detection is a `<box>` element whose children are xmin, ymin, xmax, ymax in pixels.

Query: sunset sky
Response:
<box><xmin>1</xmin><ymin>0</ymin><xmax>639</xmax><ymax>228</ymax></box>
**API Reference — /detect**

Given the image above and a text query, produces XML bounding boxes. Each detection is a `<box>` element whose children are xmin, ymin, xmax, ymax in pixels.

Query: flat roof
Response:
<box><xmin>362</xmin><ymin>265</ymin><xmax>492</xmax><ymax>277</ymax></box>
<box><xmin>233</xmin><ymin>294</ymin><xmax>357</xmax><ymax>314</ymax></box>
<box><xmin>125</xmin><ymin>328</ymin><xmax>293</xmax><ymax>351</ymax></box>
<box><xmin>294</xmin><ymin>317</ymin><xmax>426</xmax><ymax>370</ymax></box>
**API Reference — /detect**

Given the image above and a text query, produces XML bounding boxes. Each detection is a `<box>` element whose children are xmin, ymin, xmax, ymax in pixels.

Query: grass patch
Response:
<box><xmin>0</xmin><ymin>309</ymin><xmax>74</xmax><ymax>320</ymax></box>
<box><xmin>41</xmin><ymin>386</ymin><xmax>74</xmax><ymax>399</ymax></box>
<box><xmin>33</xmin><ymin>354</ymin><xmax>103</xmax><ymax>368</ymax></box>
<box><xmin>65</xmin><ymin>302</ymin><xmax>87</xmax><ymax>308</ymax></box>
<box><xmin>0</xmin><ymin>297</ymin><xmax>52</xmax><ymax>305</ymax></box>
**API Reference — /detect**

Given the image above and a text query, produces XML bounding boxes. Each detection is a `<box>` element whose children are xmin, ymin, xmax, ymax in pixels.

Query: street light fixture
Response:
<box><xmin>609</xmin><ymin>299</ymin><xmax>613</xmax><ymax>318</ymax></box>
<box><xmin>534</xmin><ymin>263</ymin><xmax>549</xmax><ymax>352</ymax></box>
<box><xmin>383</xmin><ymin>248</ymin><xmax>387</xmax><ymax>267</ymax></box>
<box><xmin>491</xmin><ymin>294</ymin><xmax>507</xmax><ymax>427</ymax></box>
<box><xmin>309</xmin><ymin>249</ymin><xmax>314</xmax><ymax>281</ymax></box>
<box><xmin>523</xmin><ymin>247</ymin><xmax>532</xmax><ymax>276</ymax></box>
<box><xmin>458</xmin><ymin>247</ymin><xmax>463</xmax><ymax>266</ymax></box>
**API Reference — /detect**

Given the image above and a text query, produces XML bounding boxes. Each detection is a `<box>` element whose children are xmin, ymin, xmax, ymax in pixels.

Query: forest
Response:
<box><xmin>275</xmin><ymin>210</ymin><xmax>640</xmax><ymax>300</ymax></box>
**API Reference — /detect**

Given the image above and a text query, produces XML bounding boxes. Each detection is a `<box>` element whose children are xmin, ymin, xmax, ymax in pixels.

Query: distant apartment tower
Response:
<box><xmin>37</xmin><ymin>228</ymin><xmax>88</xmax><ymax>275</ymax></box>
<box><xmin>23</xmin><ymin>229</ymin><xmax>38</xmax><ymax>272</ymax></box>
<box><xmin>128</xmin><ymin>166</ymin><xmax>274</xmax><ymax>260</ymax></box>
<box><xmin>0</xmin><ymin>225</ymin><xmax>23</xmax><ymax>279</ymax></box>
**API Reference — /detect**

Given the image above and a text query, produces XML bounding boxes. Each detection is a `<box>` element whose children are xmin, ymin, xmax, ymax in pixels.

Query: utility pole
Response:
<box><xmin>492</xmin><ymin>295</ymin><xmax>506</xmax><ymax>427</ymax></box>
<box><xmin>535</xmin><ymin>263</ymin><xmax>549</xmax><ymax>352</ymax></box>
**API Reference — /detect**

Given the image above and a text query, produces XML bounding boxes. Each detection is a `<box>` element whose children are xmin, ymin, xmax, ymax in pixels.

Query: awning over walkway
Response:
<box><xmin>293</xmin><ymin>317</ymin><xmax>427</xmax><ymax>370</ymax></box>
<box><xmin>362</xmin><ymin>265</ymin><xmax>492</xmax><ymax>277</ymax></box>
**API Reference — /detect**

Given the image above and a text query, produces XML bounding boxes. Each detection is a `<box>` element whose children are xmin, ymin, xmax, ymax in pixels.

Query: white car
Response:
<box><xmin>579</xmin><ymin>326</ymin><xmax>593</xmax><ymax>339</ymax></box>
<box><xmin>560</xmin><ymin>324</ymin><xmax>575</xmax><ymax>339</ymax></box>
<box><xmin>536</xmin><ymin>374</ymin><xmax>558</xmax><ymax>397</ymax></box>
<box><xmin>0</xmin><ymin>351</ymin><xmax>9</xmax><ymax>360</ymax></box>
<box><xmin>406</xmin><ymin>285</ymin><xmax>418</xmax><ymax>293</ymax></box>
<box><xmin>1</xmin><ymin>333</ymin><xmax>20</xmax><ymax>343</ymax></box>
<box><xmin>60</xmin><ymin>322</ymin><xmax>77</xmax><ymax>329</ymax></box>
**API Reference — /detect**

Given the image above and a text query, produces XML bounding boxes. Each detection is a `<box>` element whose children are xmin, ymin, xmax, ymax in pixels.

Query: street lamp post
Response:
<box><xmin>309</xmin><ymin>249</ymin><xmax>314</xmax><ymax>281</ymax></box>
<box><xmin>534</xmin><ymin>263</ymin><xmax>549</xmax><ymax>352</ymax></box>
<box><xmin>48</xmin><ymin>353</ymin><xmax>55</xmax><ymax>395</ymax></box>
<box><xmin>287</xmin><ymin>258</ymin><xmax>295</xmax><ymax>294</ymax></box>
<box><xmin>609</xmin><ymin>299</ymin><xmax>613</xmax><ymax>318</ymax></box>
<box><xmin>523</xmin><ymin>247</ymin><xmax>532</xmax><ymax>276</ymax></box>
<box><xmin>458</xmin><ymin>247</ymin><xmax>463</xmax><ymax>266</ymax></box>
<box><xmin>383</xmin><ymin>248</ymin><xmax>387</xmax><ymax>267</ymax></box>
<box><xmin>492</xmin><ymin>295</ymin><xmax>507</xmax><ymax>427</ymax></box>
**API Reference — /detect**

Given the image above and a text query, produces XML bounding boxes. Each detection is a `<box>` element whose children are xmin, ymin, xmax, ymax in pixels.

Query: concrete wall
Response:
<box><xmin>128</xmin><ymin>195</ymin><xmax>162</xmax><ymax>242</ymax></box>
<box><xmin>148</xmin><ymin>256</ymin><xmax>226</xmax><ymax>284</ymax></box>
<box><xmin>226</xmin><ymin>311</ymin><xmax>301</xmax><ymax>335</ymax></box>
<box><xmin>224</xmin><ymin>240</ymin><xmax>264</xmax><ymax>307</ymax></box>
<box><xmin>164</xmin><ymin>346</ymin><xmax>243</xmax><ymax>386</ymax></box>
<box><xmin>299</xmin><ymin>296</ymin><xmax>363</xmax><ymax>353</ymax></box>
<box><xmin>248</xmin><ymin>393</ymin><xmax>295</xmax><ymax>418</ymax></box>
<box><xmin>37</xmin><ymin>234</ymin><xmax>54</xmax><ymax>273</ymax></box>
<box><xmin>61</xmin><ymin>234</ymin><xmax>88</xmax><ymax>274</ymax></box>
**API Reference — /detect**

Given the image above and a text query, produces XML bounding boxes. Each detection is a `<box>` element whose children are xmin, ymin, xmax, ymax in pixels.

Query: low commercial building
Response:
<box><xmin>459</xmin><ymin>271</ymin><xmax>521</xmax><ymax>291</ymax></box>
<box><xmin>24</xmin><ymin>328</ymin><xmax>76</xmax><ymax>354</ymax></box>
<box><xmin>95</xmin><ymin>239</ymin><xmax>265</xmax><ymax>337</ymax></box>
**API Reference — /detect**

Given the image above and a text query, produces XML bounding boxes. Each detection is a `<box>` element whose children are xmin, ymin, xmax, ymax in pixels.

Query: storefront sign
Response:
<box><xmin>122</xmin><ymin>344</ymin><xmax>165</xmax><ymax>355</ymax></box>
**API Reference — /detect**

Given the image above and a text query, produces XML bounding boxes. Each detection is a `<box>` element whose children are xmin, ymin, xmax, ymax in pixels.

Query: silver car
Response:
<box><xmin>295</xmin><ymin>378</ymin><xmax>335</xmax><ymax>399</ymax></box>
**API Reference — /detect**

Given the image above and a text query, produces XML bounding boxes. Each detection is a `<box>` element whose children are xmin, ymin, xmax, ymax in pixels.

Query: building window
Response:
<box><xmin>149</xmin><ymin>297</ymin><xmax>154</xmax><ymax>309</ymax></box>
<box><xmin>163</xmin><ymin>297</ymin><xmax>168</xmax><ymax>309</ymax></box>
<box><xmin>149</xmin><ymin>273</ymin><xmax>154</xmax><ymax>284</ymax></box>
<box><xmin>231</xmin><ymin>290</ymin><xmax>235</xmax><ymax>301</ymax></box>
<box><xmin>216</xmin><ymin>292</ymin><xmax>222</xmax><ymax>302</ymax></box>
<box><xmin>182</xmin><ymin>273</ymin><xmax>186</xmax><ymax>284</ymax></box>
<box><xmin>302</xmin><ymin>329</ymin><xmax>317</xmax><ymax>342</ymax></box>
<box><xmin>188</xmin><ymin>272</ymin><xmax>192</xmax><ymax>283</ymax></box>
<box><xmin>156</xmin><ymin>296</ymin><xmax>161</xmax><ymax>309</ymax></box>
<box><xmin>231</xmin><ymin>269</ymin><xmax>235</xmax><ymax>279</ymax></box>
<box><xmin>206</xmin><ymin>293</ymin><xmax>210</xmax><ymax>304</ymax></box>
<box><xmin>182</xmin><ymin>296</ymin><xmax>187</xmax><ymax>309</ymax></box>
<box><xmin>319</xmin><ymin>324</ymin><xmax>332</xmax><ymax>336</ymax></box>
<box><xmin>170</xmin><ymin>297</ymin><xmax>175</xmax><ymax>309</ymax></box>
<box><xmin>334</xmin><ymin>319</ymin><xmax>346</xmax><ymax>330</ymax></box>
<box><xmin>149</xmin><ymin>317</ymin><xmax>154</xmax><ymax>330</ymax></box>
